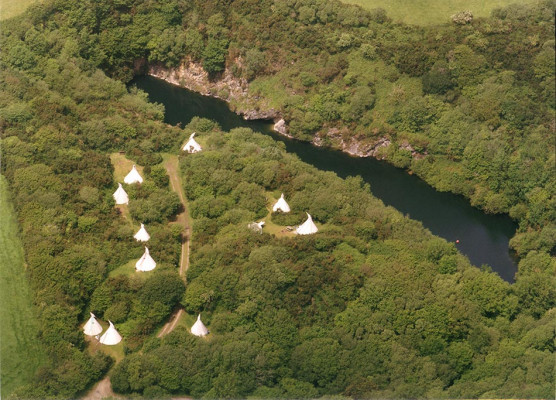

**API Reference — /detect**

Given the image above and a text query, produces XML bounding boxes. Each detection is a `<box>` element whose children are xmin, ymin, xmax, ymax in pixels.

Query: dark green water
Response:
<box><xmin>133</xmin><ymin>75</ymin><xmax>519</xmax><ymax>282</ymax></box>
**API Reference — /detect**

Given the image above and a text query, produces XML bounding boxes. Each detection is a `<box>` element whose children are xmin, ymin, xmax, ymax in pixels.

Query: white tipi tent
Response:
<box><xmin>134</xmin><ymin>223</ymin><xmax>150</xmax><ymax>242</ymax></box>
<box><xmin>99</xmin><ymin>321</ymin><xmax>122</xmax><ymax>345</ymax></box>
<box><xmin>247</xmin><ymin>221</ymin><xmax>265</xmax><ymax>234</ymax></box>
<box><xmin>272</xmin><ymin>193</ymin><xmax>291</xmax><ymax>213</ymax></box>
<box><xmin>183</xmin><ymin>133</ymin><xmax>202</xmax><ymax>153</ymax></box>
<box><xmin>296</xmin><ymin>213</ymin><xmax>318</xmax><ymax>235</ymax></box>
<box><xmin>83</xmin><ymin>312</ymin><xmax>103</xmax><ymax>336</ymax></box>
<box><xmin>191</xmin><ymin>314</ymin><xmax>209</xmax><ymax>337</ymax></box>
<box><xmin>124</xmin><ymin>165</ymin><xmax>143</xmax><ymax>184</ymax></box>
<box><xmin>113</xmin><ymin>183</ymin><xmax>129</xmax><ymax>205</ymax></box>
<box><xmin>136</xmin><ymin>247</ymin><xmax>156</xmax><ymax>272</ymax></box>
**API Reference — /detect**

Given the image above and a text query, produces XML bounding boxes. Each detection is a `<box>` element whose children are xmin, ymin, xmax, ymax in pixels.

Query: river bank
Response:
<box><xmin>132</xmin><ymin>75</ymin><xmax>519</xmax><ymax>282</ymax></box>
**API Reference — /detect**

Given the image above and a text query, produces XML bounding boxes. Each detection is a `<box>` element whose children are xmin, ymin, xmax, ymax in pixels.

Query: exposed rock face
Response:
<box><xmin>149</xmin><ymin>61</ymin><xmax>283</xmax><ymax>128</ymax></box>
<box><xmin>313</xmin><ymin>128</ymin><xmax>392</xmax><ymax>158</ymax></box>
<box><xmin>149</xmin><ymin>61</ymin><xmax>248</xmax><ymax>102</ymax></box>
<box><xmin>148</xmin><ymin>63</ymin><xmax>424</xmax><ymax>162</ymax></box>
<box><xmin>243</xmin><ymin>109</ymin><xmax>280</xmax><ymax>121</ymax></box>
<box><xmin>273</xmin><ymin>119</ymin><xmax>289</xmax><ymax>136</ymax></box>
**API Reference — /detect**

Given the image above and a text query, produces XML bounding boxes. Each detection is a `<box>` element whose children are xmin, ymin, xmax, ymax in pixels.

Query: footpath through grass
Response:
<box><xmin>0</xmin><ymin>176</ymin><xmax>46</xmax><ymax>397</ymax></box>
<box><xmin>340</xmin><ymin>0</ymin><xmax>538</xmax><ymax>25</ymax></box>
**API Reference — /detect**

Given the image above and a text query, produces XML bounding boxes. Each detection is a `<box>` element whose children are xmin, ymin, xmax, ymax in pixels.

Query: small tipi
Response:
<box><xmin>247</xmin><ymin>221</ymin><xmax>265</xmax><ymax>234</ymax></box>
<box><xmin>99</xmin><ymin>321</ymin><xmax>122</xmax><ymax>345</ymax></box>
<box><xmin>124</xmin><ymin>165</ymin><xmax>143</xmax><ymax>184</ymax></box>
<box><xmin>136</xmin><ymin>247</ymin><xmax>156</xmax><ymax>272</ymax></box>
<box><xmin>83</xmin><ymin>312</ymin><xmax>103</xmax><ymax>336</ymax></box>
<box><xmin>113</xmin><ymin>183</ymin><xmax>129</xmax><ymax>205</ymax></box>
<box><xmin>296</xmin><ymin>213</ymin><xmax>318</xmax><ymax>235</ymax></box>
<box><xmin>191</xmin><ymin>314</ymin><xmax>209</xmax><ymax>337</ymax></box>
<box><xmin>183</xmin><ymin>133</ymin><xmax>202</xmax><ymax>153</ymax></box>
<box><xmin>134</xmin><ymin>223</ymin><xmax>150</xmax><ymax>242</ymax></box>
<box><xmin>272</xmin><ymin>193</ymin><xmax>291</xmax><ymax>213</ymax></box>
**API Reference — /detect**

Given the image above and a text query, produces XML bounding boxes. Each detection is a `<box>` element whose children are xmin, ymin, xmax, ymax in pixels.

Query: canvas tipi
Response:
<box><xmin>99</xmin><ymin>321</ymin><xmax>122</xmax><ymax>345</ymax></box>
<box><xmin>191</xmin><ymin>314</ymin><xmax>209</xmax><ymax>337</ymax></box>
<box><xmin>113</xmin><ymin>183</ymin><xmax>129</xmax><ymax>205</ymax></box>
<box><xmin>83</xmin><ymin>312</ymin><xmax>103</xmax><ymax>336</ymax></box>
<box><xmin>134</xmin><ymin>223</ymin><xmax>150</xmax><ymax>242</ymax></box>
<box><xmin>296</xmin><ymin>213</ymin><xmax>318</xmax><ymax>235</ymax></box>
<box><xmin>272</xmin><ymin>193</ymin><xmax>291</xmax><ymax>213</ymax></box>
<box><xmin>136</xmin><ymin>247</ymin><xmax>156</xmax><ymax>272</ymax></box>
<box><xmin>247</xmin><ymin>221</ymin><xmax>265</xmax><ymax>234</ymax></box>
<box><xmin>124</xmin><ymin>165</ymin><xmax>143</xmax><ymax>184</ymax></box>
<box><xmin>183</xmin><ymin>133</ymin><xmax>202</xmax><ymax>153</ymax></box>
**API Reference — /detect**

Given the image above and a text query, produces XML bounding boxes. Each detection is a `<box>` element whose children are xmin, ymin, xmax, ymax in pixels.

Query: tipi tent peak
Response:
<box><xmin>272</xmin><ymin>193</ymin><xmax>291</xmax><ymax>213</ymax></box>
<box><xmin>134</xmin><ymin>223</ymin><xmax>150</xmax><ymax>242</ymax></box>
<box><xmin>296</xmin><ymin>212</ymin><xmax>318</xmax><ymax>235</ymax></box>
<box><xmin>124</xmin><ymin>165</ymin><xmax>143</xmax><ymax>184</ymax></box>
<box><xmin>183</xmin><ymin>132</ymin><xmax>202</xmax><ymax>153</ymax></box>
<box><xmin>113</xmin><ymin>183</ymin><xmax>129</xmax><ymax>205</ymax></box>
<box><xmin>191</xmin><ymin>314</ymin><xmax>209</xmax><ymax>337</ymax></box>
<box><xmin>99</xmin><ymin>321</ymin><xmax>122</xmax><ymax>345</ymax></box>
<box><xmin>136</xmin><ymin>247</ymin><xmax>156</xmax><ymax>272</ymax></box>
<box><xmin>83</xmin><ymin>312</ymin><xmax>103</xmax><ymax>336</ymax></box>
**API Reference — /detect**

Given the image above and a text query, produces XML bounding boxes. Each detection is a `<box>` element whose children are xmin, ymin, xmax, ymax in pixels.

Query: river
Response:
<box><xmin>133</xmin><ymin>75</ymin><xmax>519</xmax><ymax>282</ymax></box>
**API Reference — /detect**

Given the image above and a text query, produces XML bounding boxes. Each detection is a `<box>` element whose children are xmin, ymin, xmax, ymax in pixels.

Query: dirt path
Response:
<box><xmin>83</xmin><ymin>156</ymin><xmax>190</xmax><ymax>399</ymax></box>
<box><xmin>157</xmin><ymin>155</ymin><xmax>190</xmax><ymax>338</ymax></box>
<box><xmin>82</xmin><ymin>376</ymin><xmax>118</xmax><ymax>400</ymax></box>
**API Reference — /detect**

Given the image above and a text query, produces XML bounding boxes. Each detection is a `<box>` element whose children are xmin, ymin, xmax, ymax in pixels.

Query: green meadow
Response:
<box><xmin>340</xmin><ymin>0</ymin><xmax>539</xmax><ymax>25</ymax></box>
<box><xmin>0</xmin><ymin>176</ymin><xmax>46</xmax><ymax>397</ymax></box>
<box><xmin>0</xmin><ymin>0</ymin><xmax>41</xmax><ymax>20</ymax></box>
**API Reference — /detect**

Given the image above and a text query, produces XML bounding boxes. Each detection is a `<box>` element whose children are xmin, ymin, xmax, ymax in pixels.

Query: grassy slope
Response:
<box><xmin>340</xmin><ymin>0</ymin><xmax>538</xmax><ymax>25</ymax></box>
<box><xmin>0</xmin><ymin>176</ymin><xmax>46</xmax><ymax>397</ymax></box>
<box><xmin>0</xmin><ymin>0</ymin><xmax>41</xmax><ymax>20</ymax></box>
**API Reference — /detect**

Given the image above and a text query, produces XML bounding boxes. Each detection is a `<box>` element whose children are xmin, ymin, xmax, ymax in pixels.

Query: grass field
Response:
<box><xmin>0</xmin><ymin>176</ymin><xmax>46</xmax><ymax>397</ymax></box>
<box><xmin>0</xmin><ymin>0</ymin><xmax>41</xmax><ymax>20</ymax></box>
<box><xmin>340</xmin><ymin>0</ymin><xmax>539</xmax><ymax>25</ymax></box>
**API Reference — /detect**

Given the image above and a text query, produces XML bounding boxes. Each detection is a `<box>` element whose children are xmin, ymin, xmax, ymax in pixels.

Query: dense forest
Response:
<box><xmin>109</xmin><ymin>121</ymin><xmax>554</xmax><ymax>398</ymax></box>
<box><xmin>0</xmin><ymin>0</ymin><xmax>554</xmax><ymax>398</ymax></box>
<box><xmin>3</xmin><ymin>0</ymin><xmax>552</xmax><ymax>255</ymax></box>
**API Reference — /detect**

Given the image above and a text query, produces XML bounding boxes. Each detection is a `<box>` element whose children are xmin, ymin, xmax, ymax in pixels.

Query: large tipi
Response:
<box><xmin>124</xmin><ymin>165</ymin><xmax>143</xmax><ymax>184</ymax></box>
<box><xmin>113</xmin><ymin>183</ymin><xmax>129</xmax><ymax>205</ymax></box>
<box><xmin>83</xmin><ymin>313</ymin><xmax>103</xmax><ymax>336</ymax></box>
<box><xmin>296</xmin><ymin>213</ymin><xmax>318</xmax><ymax>235</ymax></box>
<box><xmin>136</xmin><ymin>247</ymin><xmax>156</xmax><ymax>272</ymax></box>
<box><xmin>191</xmin><ymin>314</ymin><xmax>209</xmax><ymax>337</ymax></box>
<box><xmin>183</xmin><ymin>133</ymin><xmax>202</xmax><ymax>153</ymax></box>
<box><xmin>272</xmin><ymin>193</ymin><xmax>291</xmax><ymax>213</ymax></box>
<box><xmin>99</xmin><ymin>321</ymin><xmax>122</xmax><ymax>345</ymax></box>
<box><xmin>134</xmin><ymin>223</ymin><xmax>150</xmax><ymax>242</ymax></box>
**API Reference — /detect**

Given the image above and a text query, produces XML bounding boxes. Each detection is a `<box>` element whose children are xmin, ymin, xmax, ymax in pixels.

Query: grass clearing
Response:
<box><xmin>0</xmin><ymin>176</ymin><xmax>46</xmax><ymax>397</ymax></box>
<box><xmin>260</xmin><ymin>192</ymin><xmax>298</xmax><ymax>238</ymax></box>
<box><xmin>110</xmin><ymin>153</ymin><xmax>144</xmax><ymax>183</ymax></box>
<box><xmin>340</xmin><ymin>0</ymin><xmax>539</xmax><ymax>25</ymax></box>
<box><xmin>0</xmin><ymin>0</ymin><xmax>41</xmax><ymax>20</ymax></box>
<box><xmin>85</xmin><ymin>320</ymin><xmax>125</xmax><ymax>363</ymax></box>
<box><xmin>108</xmin><ymin>258</ymin><xmax>146</xmax><ymax>279</ymax></box>
<box><xmin>110</xmin><ymin>153</ymin><xmax>144</xmax><ymax>223</ymax></box>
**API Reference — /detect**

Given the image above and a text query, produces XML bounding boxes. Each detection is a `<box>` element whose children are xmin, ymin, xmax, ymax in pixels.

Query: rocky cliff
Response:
<box><xmin>148</xmin><ymin>63</ymin><xmax>418</xmax><ymax>159</ymax></box>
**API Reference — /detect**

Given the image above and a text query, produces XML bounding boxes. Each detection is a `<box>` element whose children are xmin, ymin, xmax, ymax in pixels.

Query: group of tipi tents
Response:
<box><xmin>270</xmin><ymin>193</ymin><xmax>319</xmax><ymax>235</ymax></box>
<box><xmin>83</xmin><ymin>312</ymin><xmax>209</xmax><ymax>346</ymax></box>
<box><xmin>96</xmin><ymin>132</ymin><xmax>320</xmax><ymax>345</ymax></box>
<box><xmin>112</xmin><ymin>165</ymin><xmax>158</xmax><ymax>272</ymax></box>
<box><xmin>94</xmin><ymin>138</ymin><xmax>208</xmax><ymax>346</ymax></box>
<box><xmin>83</xmin><ymin>313</ymin><xmax>122</xmax><ymax>345</ymax></box>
